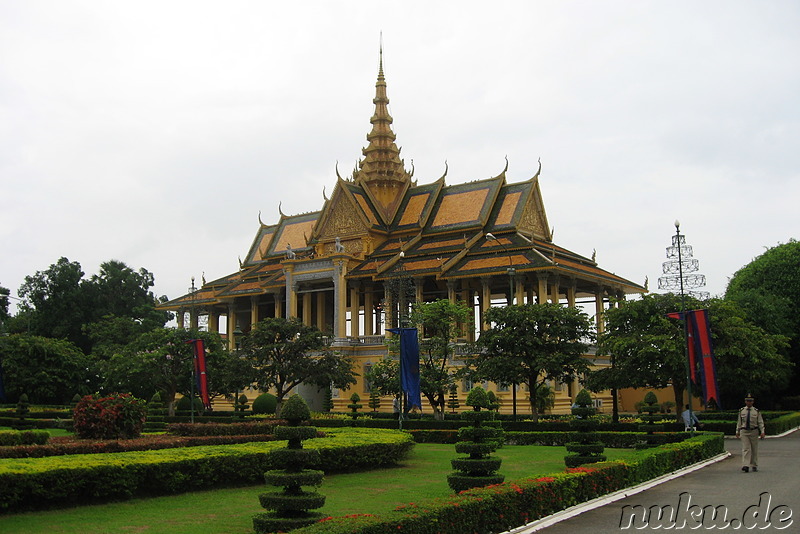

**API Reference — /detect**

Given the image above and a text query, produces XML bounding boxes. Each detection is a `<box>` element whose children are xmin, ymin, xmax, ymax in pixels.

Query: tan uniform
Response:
<box><xmin>736</xmin><ymin>405</ymin><xmax>765</xmax><ymax>468</ymax></box>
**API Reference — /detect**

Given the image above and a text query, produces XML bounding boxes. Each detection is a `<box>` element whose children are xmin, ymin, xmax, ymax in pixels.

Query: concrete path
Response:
<box><xmin>512</xmin><ymin>430</ymin><xmax>799</xmax><ymax>532</ymax></box>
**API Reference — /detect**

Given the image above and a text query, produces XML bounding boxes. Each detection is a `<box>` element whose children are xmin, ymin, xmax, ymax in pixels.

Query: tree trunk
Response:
<box><xmin>529</xmin><ymin>378</ymin><xmax>539</xmax><ymax>423</ymax></box>
<box><xmin>611</xmin><ymin>387</ymin><xmax>619</xmax><ymax>424</ymax></box>
<box><xmin>672</xmin><ymin>383</ymin><xmax>684</xmax><ymax>423</ymax></box>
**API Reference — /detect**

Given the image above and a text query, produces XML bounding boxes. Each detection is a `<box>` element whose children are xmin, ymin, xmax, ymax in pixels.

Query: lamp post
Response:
<box><xmin>659</xmin><ymin>221</ymin><xmax>708</xmax><ymax>431</ymax></box>
<box><xmin>485</xmin><ymin>232</ymin><xmax>518</xmax><ymax>421</ymax></box>
<box><xmin>189</xmin><ymin>277</ymin><xmax>197</xmax><ymax>423</ymax></box>
<box><xmin>674</xmin><ymin>221</ymin><xmax>694</xmax><ymax>433</ymax></box>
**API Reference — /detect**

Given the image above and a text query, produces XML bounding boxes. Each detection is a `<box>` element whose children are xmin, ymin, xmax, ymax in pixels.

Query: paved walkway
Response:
<box><xmin>512</xmin><ymin>430</ymin><xmax>799</xmax><ymax>532</ymax></box>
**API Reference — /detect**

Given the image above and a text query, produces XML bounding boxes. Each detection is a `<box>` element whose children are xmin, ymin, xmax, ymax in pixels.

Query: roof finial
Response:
<box><xmin>379</xmin><ymin>32</ymin><xmax>384</xmax><ymax>77</ymax></box>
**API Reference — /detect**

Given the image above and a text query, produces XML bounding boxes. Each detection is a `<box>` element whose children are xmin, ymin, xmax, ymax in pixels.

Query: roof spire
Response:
<box><xmin>353</xmin><ymin>38</ymin><xmax>413</xmax><ymax>224</ymax></box>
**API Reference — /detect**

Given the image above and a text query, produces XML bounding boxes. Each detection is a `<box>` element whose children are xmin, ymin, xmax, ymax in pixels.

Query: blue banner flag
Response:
<box><xmin>387</xmin><ymin>328</ymin><xmax>422</xmax><ymax>410</ymax></box>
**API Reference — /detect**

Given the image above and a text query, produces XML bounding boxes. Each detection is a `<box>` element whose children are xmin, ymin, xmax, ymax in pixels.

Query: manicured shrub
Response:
<box><xmin>144</xmin><ymin>392</ymin><xmax>166</xmax><ymax>432</ymax></box>
<box><xmin>0</xmin><ymin>427</ymin><xmax>413</xmax><ymax>512</ymax></box>
<box><xmin>252</xmin><ymin>392</ymin><xmax>278</xmax><ymax>415</ymax></box>
<box><xmin>0</xmin><ymin>429</ymin><xmax>49</xmax><ymax>446</ymax></box>
<box><xmin>447</xmin><ymin>384</ymin><xmax>460</xmax><ymax>414</ymax></box>
<box><xmin>175</xmin><ymin>395</ymin><xmax>204</xmax><ymax>414</ymax></box>
<box><xmin>235</xmin><ymin>394</ymin><xmax>249</xmax><ymax>419</ymax></box>
<box><xmin>72</xmin><ymin>393</ymin><xmax>147</xmax><ymax>440</ymax></box>
<box><xmin>322</xmin><ymin>388</ymin><xmax>334</xmax><ymax>413</ymax></box>
<box><xmin>253</xmin><ymin>394</ymin><xmax>326</xmax><ymax>534</ymax></box>
<box><xmin>347</xmin><ymin>393</ymin><xmax>362</xmax><ymax>419</ymax></box>
<box><xmin>14</xmin><ymin>394</ymin><xmax>31</xmax><ymax>429</ymax></box>
<box><xmin>447</xmin><ymin>386</ymin><xmax>504</xmax><ymax>492</ymax></box>
<box><xmin>167</xmin><ymin>420</ymin><xmax>285</xmax><ymax>437</ymax></box>
<box><xmin>368</xmin><ymin>390</ymin><xmax>381</xmax><ymax>412</ymax></box>
<box><xmin>564</xmin><ymin>389</ymin><xmax>606</xmax><ymax>468</ymax></box>
<box><xmin>637</xmin><ymin>391</ymin><xmax>663</xmax><ymax>447</ymax></box>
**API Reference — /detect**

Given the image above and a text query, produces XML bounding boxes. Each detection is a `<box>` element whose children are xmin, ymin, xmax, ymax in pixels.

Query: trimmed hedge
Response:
<box><xmin>0</xmin><ymin>430</ymin><xmax>50</xmax><ymax>447</ymax></box>
<box><xmin>0</xmin><ymin>428</ymin><xmax>414</xmax><ymax>512</ymax></box>
<box><xmin>166</xmin><ymin>420</ymin><xmax>286</xmax><ymax>436</ymax></box>
<box><xmin>765</xmin><ymin>412</ymin><xmax>800</xmax><ymax>434</ymax></box>
<box><xmin>0</xmin><ymin>434</ymin><xmax>281</xmax><ymax>459</ymax></box>
<box><xmin>293</xmin><ymin>433</ymin><xmax>725</xmax><ymax>534</ymax></box>
<box><xmin>407</xmin><ymin>429</ymin><xmax>690</xmax><ymax>447</ymax></box>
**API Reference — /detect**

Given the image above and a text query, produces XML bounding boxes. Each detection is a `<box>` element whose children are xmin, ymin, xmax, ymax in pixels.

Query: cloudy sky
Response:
<box><xmin>2</xmin><ymin>1</ymin><xmax>798</xmax><ymax>314</ymax></box>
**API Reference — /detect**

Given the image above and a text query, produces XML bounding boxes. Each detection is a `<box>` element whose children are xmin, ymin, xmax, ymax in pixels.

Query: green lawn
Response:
<box><xmin>0</xmin><ymin>444</ymin><xmax>645</xmax><ymax>534</ymax></box>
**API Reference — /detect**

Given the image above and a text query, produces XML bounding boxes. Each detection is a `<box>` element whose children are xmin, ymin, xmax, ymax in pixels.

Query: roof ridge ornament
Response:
<box><xmin>533</xmin><ymin>157</ymin><xmax>542</xmax><ymax>180</ymax></box>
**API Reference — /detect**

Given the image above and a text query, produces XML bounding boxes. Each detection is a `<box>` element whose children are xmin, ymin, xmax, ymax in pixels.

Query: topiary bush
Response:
<box><xmin>144</xmin><ymin>392</ymin><xmax>167</xmax><ymax>432</ymax></box>
<box><xmin>73</xmin><ymin>393</ymin><xmax>148</xmax><ymax>440</ymax></box>
<box><xmin>14</xmin><ymin>394</ymin><xmax>32</xmax><ymax>430</ymax></box>
<box><xmin>637</xmin><ymin>391</ymin><xmax>663</xmax><ymax>447</ymax></box>
<box><xmin>447</xmin><ymin>386</ymin><xmax>504</xmax><ymax>493</ymax></box>
<box><xmin>564</xmin><ymin>389</ymin><xmax>606</xmax><ymax>468</ymax></box>
<box><xmin>368</xmin><ymin>390</ymin><xmax>381</xmax><ymax>412</ymax></box>
<box><xmin>253</xmin><ymin>394</ymin><xmax>325</xmax><ymax>534</ymax></box>
<box><xmin>252</xmin><ymin>392</ymin><xmax>278</xmax><ymax>415</ymax></box>
<box><xmin>447</xmin><ymin>384</ymin><xmax>460</xmax><ymax>414</ymax></box>
<box><xmin>322</xmin><ymin>388</ymin><xmax>334</xmax><ymax>413</ymax></box>
<box><xmin>347</xmin><ymin>392</ymin><xmax>362</xmax><ymax>419</ymax></box>
<box><xmin>175</xmin><ymin>395</ymin><xmax>204</xmax><ymax>414</ymax></box>
<box><xmin>235</xmin><ymin>394</ymin><xmax>250</xmax><ymax>419</ymax></box>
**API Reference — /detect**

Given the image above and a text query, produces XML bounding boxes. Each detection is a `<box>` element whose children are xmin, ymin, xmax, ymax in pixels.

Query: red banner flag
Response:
<box><xmin>667</xmin><ymin>312</ymin><xmax>697</xmax><ymax>383</ymax></box>
<box><xmin>189</xmin><ymin>339</ymin><xmax>212</xmax><ymax>410</ymax></box>
<box><xmin>667</xmin><ymin>310</ymin><xmax>721</xmax><ymax>408</ymax></box>
<box><xmin>687</xmin><ymin>309</ymin><xmax>720</xmax><ymax>409</ymax></box>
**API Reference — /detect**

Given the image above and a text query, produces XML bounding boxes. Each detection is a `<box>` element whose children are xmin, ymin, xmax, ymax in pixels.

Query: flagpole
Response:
<box><xmin>675</xmin><ymin>221</ymin><xmax>694</xmax><ymax>434</ymax></box>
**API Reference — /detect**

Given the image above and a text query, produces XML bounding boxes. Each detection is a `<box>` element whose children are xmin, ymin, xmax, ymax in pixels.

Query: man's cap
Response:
<box><xmin>744</xmin><ymin>393</ymin><xmax>754</xmax><ymax>400</ymax></box>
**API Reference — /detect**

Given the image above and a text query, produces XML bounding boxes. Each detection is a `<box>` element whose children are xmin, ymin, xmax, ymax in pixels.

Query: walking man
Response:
<box><xmin>735</xmin><ymin>393</ymin><xmax>765</xmax><ymax>472</ymax></box>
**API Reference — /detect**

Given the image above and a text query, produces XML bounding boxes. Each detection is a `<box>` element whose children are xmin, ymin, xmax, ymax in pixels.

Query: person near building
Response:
<box><xmin>392</xmin><ymin>394</ymin><xmax>401</xmax><ymax>420</ymax></box>
<box><xmin>735</xmin><ymin>393</ymin><xmax>765</xmax><ymax>472</ymax></box>
<box><xmin>681</xmin><ymin>405</ymin><xmax>703</xmax><ymax>431</ymax></box>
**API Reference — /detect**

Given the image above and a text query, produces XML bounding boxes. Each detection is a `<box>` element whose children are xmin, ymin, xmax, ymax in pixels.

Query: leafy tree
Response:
<box><xmin>725</xmin><ymin>240</ymin><xmax>800</xmax><ymax>392</ymax></box>
<box><xmin>705</xmin><ymin>298</ymin><xmax>791</xmax><ymax>405</ymax></box>
<box><xmin>239</xmin><ymin>317</ymin><xmax>356</xmax><ymax>415</ymax></box>
<box><xmin>0</xmin><ymin>283</ymin><xmax>9</xmax><ymax>328</ymax></box>
<box><xmin>101</xmin><ymin>328</ymin><xmax>228</xmax><ymax>415</ymax></box>
<box><xmin>85</xmin><ymin>315</ymin><xmax>157</xmax><ymax>360</ymax></box>
<box><xmin>16</xmin><ymin>257</ymin><xmax>93</xmax><ymax>351</ymax></box>
<box><xmin>87</xmin><ymin>260</ymin><xmax>172</xmax><ymax>330</ymax></box>
<box><xmin>474</xmin><ymin>303</ymin><xmax>594</xmax><ymax>422</ymax></box>
<box><xmin>364</xmin><ymin>357</ymin><xmax>400</xmax><ymax>396</ymax></box>
<box><xmin>0</xmin><ymin>334</ymin><xmax>95</xmax><ymax>403</ymax></box>
<box><xmin>587</xmin><ymin>293</ymin><xmax>694</xmax><ymax>419</ymax></box>
<box><xmin>13</xmin><ymin>258</ymin><xmax>170</xmax><ymax>355</ymax></box>
<box><xmin>409</xmin><ymin>299</ymin><xmax>473</xmax><ymax>420</ymax></box>
<box><xmin>587</xmin><ymin>293</ymin><xmax>791</xmax><ymax>414</ymax></box>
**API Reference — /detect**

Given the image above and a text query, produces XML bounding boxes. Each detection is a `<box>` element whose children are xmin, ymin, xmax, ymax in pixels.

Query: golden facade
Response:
<box><xmin>160</xmin><ymin>52</ymin><xmax>645</xmax><ymax>414</ymax></box>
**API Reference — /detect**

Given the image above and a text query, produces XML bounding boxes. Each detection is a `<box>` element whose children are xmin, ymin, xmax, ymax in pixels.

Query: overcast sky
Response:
<box><xmin>2</xmin><ymin>1</ymin><xmax>798</xmax><ymax>315</ymax></box>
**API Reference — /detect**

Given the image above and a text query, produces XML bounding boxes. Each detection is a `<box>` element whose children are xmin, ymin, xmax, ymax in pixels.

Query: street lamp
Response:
<box><xmin>485</xmin><ymin>232</ymin><xmax>518</xmax><ymax>420</ymax></box>
<box><xmin>485</xmin><ymin>233</ymin><xmax>516</xmax><ymax>305</ymax></box>
<box><xmin>674</xmin><ymin>221</ymin><xmax>694</xmax><ymax>433</ymax></box>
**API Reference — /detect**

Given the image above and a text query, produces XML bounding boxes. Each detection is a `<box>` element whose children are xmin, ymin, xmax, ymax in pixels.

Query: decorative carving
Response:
<box><xmin>323</xmin><ymin>238</ymin><xmax>362</xmax><ymax>256</ymax></box>
<box><xmin>320</xmin><ymin>196</ymin><xmax>366</xmax><ymax>239</ymax></box>
<box><xmin>519</xmin><ymin>195</ymin><xmax>547</xmax><ymax>238</ymax></box>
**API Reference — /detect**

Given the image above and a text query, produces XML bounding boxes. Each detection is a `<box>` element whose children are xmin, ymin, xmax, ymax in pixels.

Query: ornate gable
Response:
<box><xmin>517</xmin><ymin>176</ymin><xmax>551</xmax><ymax>241</ymax></box>
<box><xmin>310</xmin><ymin>180</ymin><xmax>372</xmax><ymax>256</ymax></box>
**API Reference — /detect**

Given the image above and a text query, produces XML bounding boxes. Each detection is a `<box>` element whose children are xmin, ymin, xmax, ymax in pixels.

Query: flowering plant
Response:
<box><xmin>72</xmin><ymin>393</ymin><xmax>147</xmax><ymax>439</ymax></box>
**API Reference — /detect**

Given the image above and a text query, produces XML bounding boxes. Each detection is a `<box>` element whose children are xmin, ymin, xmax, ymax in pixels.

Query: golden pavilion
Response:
<box><xmin>160</xmin><ymin>51</ymin><xmax>646</xmax><ymax>413</ymax></box>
